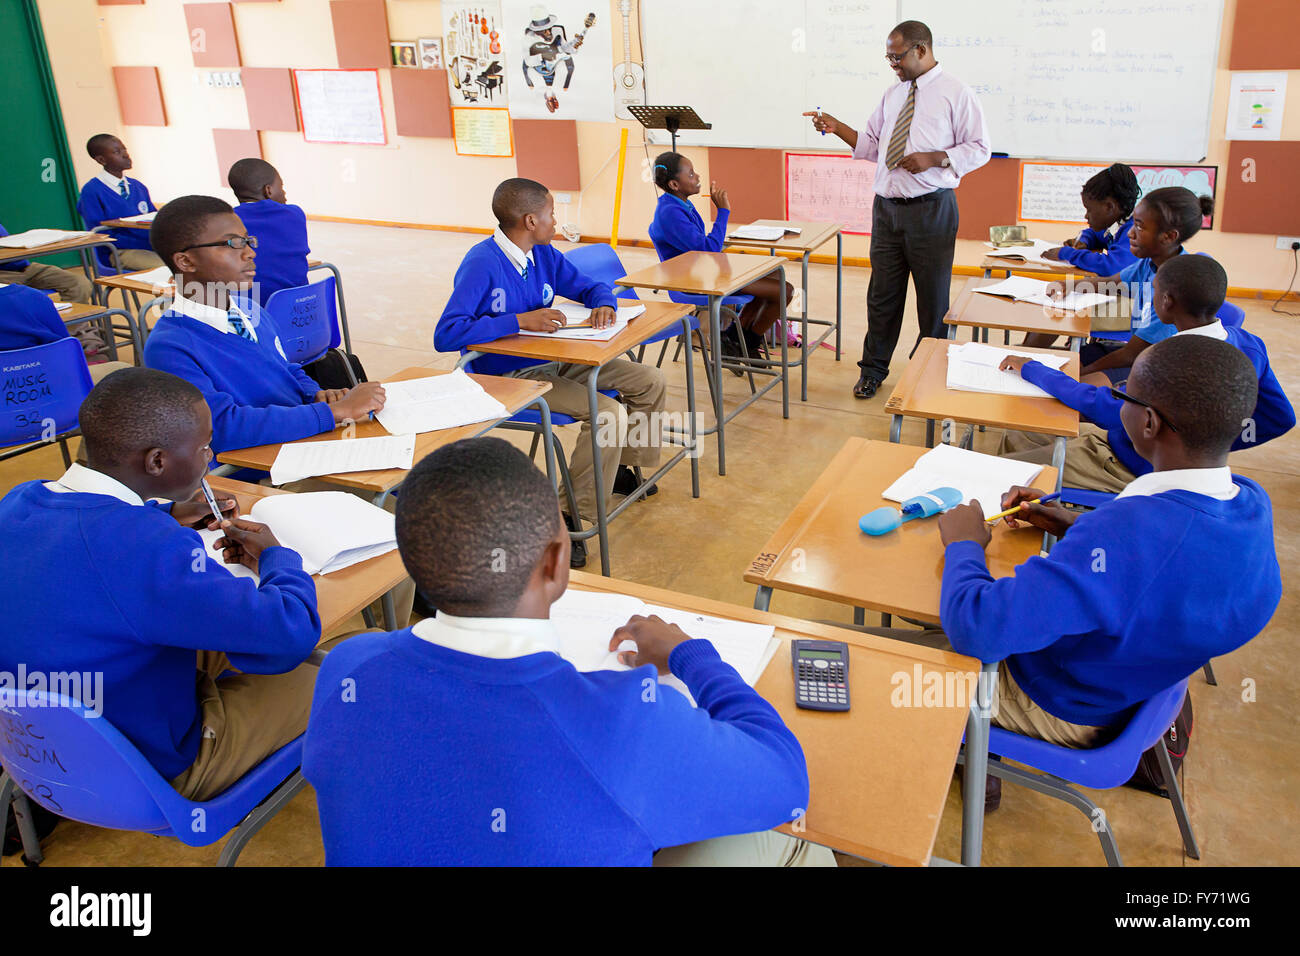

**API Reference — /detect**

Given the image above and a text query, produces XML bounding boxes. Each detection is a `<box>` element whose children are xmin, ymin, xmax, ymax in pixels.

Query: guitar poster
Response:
<box><xmin>443</xmin><ymin>1</ymin><xmax>509</xmax><ymax>109</ymax></box>
<box><xmin>499</xmin><ymin>1</ymin><xmax>614</xmax><ymax>121</ymax></box>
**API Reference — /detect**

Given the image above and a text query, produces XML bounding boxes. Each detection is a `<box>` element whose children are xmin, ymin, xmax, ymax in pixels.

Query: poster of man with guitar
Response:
<box><xmin>519</xmin><ymin>8</ymin><xmax>597</xmax><ymax>113</ymax></box>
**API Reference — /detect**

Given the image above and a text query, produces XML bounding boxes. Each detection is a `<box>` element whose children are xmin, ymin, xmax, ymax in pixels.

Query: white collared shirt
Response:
<box><xmin>412</xmin><ymin>610</ymin><xmax>559</xmax><ymax>660</ymax></box>
<box><xmin>492</xmin><ymin>227</ymin><xmax>536</xmax><ymax>277</ymax></box>
<box><xmin>1116</xmin><ymin>466</ymin><xmax>1238</xmax><ymax>502</ymax></box>
<box><xmin>170</xmin><ymin>291</ymin><xmax>259</xmax><ymax>343</ymax></box>
<box><xmin>96</xmin><ymin>170</ymin><xmax>128</xmax><ymax>196</ymax></box>
<box><xmin>44</xmin><ymin>463</ymin><xmax>144</xmax><ymax>506</ymax></box>
<box><xmin>1174</xmin><ymin>320</ymin><xmax>1228</xmax><ymax>341</ymax></box>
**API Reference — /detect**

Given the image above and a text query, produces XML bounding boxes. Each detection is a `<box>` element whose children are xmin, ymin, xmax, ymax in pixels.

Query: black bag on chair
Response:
<box><xmin>1125</xmin><ymin>691</ymin><xmax>1193</xmax><ymax>797</ymax></box>
<box><xmin>303</xmin><ymin>350</ymin><xmax>368</xmax><ymax>391</ymax></box>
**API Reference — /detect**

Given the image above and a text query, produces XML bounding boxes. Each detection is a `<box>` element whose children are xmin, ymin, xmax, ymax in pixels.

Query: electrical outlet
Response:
<box><xmin>554</xmin><ymin>192</ymin><xmax>572</xmax><ymax>204</ymax></box>
<box><xmin>1275</xmin><ymin>236</ymin><xmax>1300</xmax><ymax>251</ymax></box>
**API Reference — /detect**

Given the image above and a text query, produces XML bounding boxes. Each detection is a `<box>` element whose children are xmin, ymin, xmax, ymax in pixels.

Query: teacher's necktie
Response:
<box><xmin>884</xmin><ymin>81</ymin><xmax>917</xmax><ymax>170</ymax></box>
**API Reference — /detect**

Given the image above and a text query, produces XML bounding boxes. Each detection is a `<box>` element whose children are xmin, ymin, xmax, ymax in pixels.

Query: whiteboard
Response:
<box><xmin>639</xmin><ymin>0</ymin><xmax>1223</xmax><ymax>162</ymax></box>
<box><xmin>292</xmin><ymin>70</ymin><xmax>387</xmax><ymax>146</ymax></box>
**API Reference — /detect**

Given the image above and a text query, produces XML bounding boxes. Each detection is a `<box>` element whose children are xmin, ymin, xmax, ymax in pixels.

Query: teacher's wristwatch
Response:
<box><xmin>939</xmin><ymin>154</ymin><xmax>951</xmax><ymax>168</ymax></box>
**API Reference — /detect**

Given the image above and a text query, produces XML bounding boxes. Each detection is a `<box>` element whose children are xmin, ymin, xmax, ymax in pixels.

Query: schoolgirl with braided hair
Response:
<box><xmin>1042</xmin><ymin>163</ymin><xmax>1141</xmax><ymax>274</ymax></box>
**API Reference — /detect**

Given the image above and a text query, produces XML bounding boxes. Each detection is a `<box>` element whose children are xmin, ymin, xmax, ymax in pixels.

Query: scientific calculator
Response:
<box><xmin>791</xmin><ymin>639</ymin><xmax>850</xmax><ymax>712</ymax></box>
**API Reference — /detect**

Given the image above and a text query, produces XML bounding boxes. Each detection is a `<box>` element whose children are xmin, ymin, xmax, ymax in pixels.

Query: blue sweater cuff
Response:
<box><xmin>668</xmin><ymin>638</ymin><xmax>724</xmax><ymax>681</ymax></box>
<box><xmin>257</xmin><ymin>544</ymin><xmax>306</xmax><ymax>577</ymax></box>
<box><xmin>310</xmin><ymin>401</ymin><xmax>335</xmax><ymax>434</ymax></box>
<box><xmin>945</xmin><ymin>539</ymin><xmax>991</xmax><ymax>567</ymax></box>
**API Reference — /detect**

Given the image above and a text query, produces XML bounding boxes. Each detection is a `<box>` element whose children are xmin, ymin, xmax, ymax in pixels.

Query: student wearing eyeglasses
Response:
<box><xmin>142</xmin><ymin>196</ymin><xmax>387</xmax><ymax>454</ymax></box>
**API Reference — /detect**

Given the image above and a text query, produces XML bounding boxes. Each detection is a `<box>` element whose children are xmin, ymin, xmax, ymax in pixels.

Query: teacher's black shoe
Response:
<box><xmin>562</xmin><ymin>513</ymin><xmax>587</xmax><ymax>569</ymax></box>
<box><xmin>852</xmin><ymin>373</ymin><xmax>881</xmax><ymax>400</ymax></box>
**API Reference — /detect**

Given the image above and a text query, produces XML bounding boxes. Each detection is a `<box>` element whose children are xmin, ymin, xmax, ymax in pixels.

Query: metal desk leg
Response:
<box><xmin>530</xmin><ymin>396</ymin><xmax>558</xmax><ymax>491</ymax></box>
<box><xmin>835</xmin><ymin>232</ymin><xmax>843</xmax><ymax>361</ymax></box>
<box><xmin>777</xmin><ymin>263</ymin><xmax>789</xmax><ymax>419</ymax></box>
<box><xmin>753</xmin><ymin>585</ymin><xmax>773</xmax><ymax>612</ymax></box>
<box><xmin>382</xmin><ymin>590</ymin><xmax>398</xmax><ymax>630</ymax></box>
<box><xmin>710</xmin><ymin>293</ymin><xmax>727</xmax><ymax>476</ymax></box>
<box><xmin>1050</xmin><ymin>436</ymin><xmax>1066</xmax><ymax>494</ymax></box>
<box><xmin>679</xmin><ymin>316</ymin><xmax>700</xmax><ymax>499</ymax></box>
<box><xmin>960</xmin><ymin>660</ymin><xmax>997</xmax><ymax>867</ymax></box>
<box><xmin>853</xmin><ymin>607</ymin><xmax>864</xmax><ymax>626</ymax></box>
<box><xmin>889</xmin><ymin>414</ymin><xmax>903</xmax><ymax>443</ymax></box>
<box><xmin>925</xmin><ymin>419</ymin><xmax>935</xmax><ymax>448</ymax></box>
<box><xmin>801</xmin><ymin>251</ymin><xmax>811</xmax><ymax>401</ymax></box>
<box><xmin>310</xmin><ymin>261</ymin><xmax>353</xmax><ymax>356</ymax></box>
<box><xmin>587</xmin><ymin>366</ymin><xmax>612</xmax><ymax>575</ymax></box>
<box><xmin>1071</xmin><ymin>335</ymin><xmax>1081</xmax><ymax>353</ymax></box>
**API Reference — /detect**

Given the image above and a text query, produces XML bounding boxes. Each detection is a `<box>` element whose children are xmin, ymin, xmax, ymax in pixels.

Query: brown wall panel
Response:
<box><xmin>112</xmin><ymin>66</ymin><xmax>167</xmax><ymax>127</ymax></box>
<box><xmin>392</xmin><ymin>69</ymin><xmax>453</xmax><ymax>138</ymax></box>
<box><xmin>706</xmin><ymin>147</ymin><xmax>786</xmax><ymax>224</ymax></box>
<box><xmin>1229</xmin><ymin>0</ymin><xmax>1300</xmax><ymax>70</ymax></box>
<box><xmin>513</xmin><ymin>119</ymin><xmax>580</xmax><ymax>192</ymax></box>
<box><xmin>185</xmin><ymin>3</ymin><xmax>241</xmax><ymax>68</ymax></box>
<box><xmin>954</xmin><ymin>157</ymin><xmax>1020</xmax><ymax>240</ymax></box>
<box><xmin>243</xmin><ymin>68</ymin><xmax>299</xmax><ymax>131</ymax></box>
<box><xmin>1221</xmin><ymin>142</ymin><xmax>1300</xmax><ymax>234</ymax></box>
<box><xmin>330</xmin><ymin>0</ymin><xmax>391</xmax><ymax>70</ymax></box>
<box><xmin>213</xmin><ymin>129</ymin><xmax>263</xmax><ymax>190</ymax></box>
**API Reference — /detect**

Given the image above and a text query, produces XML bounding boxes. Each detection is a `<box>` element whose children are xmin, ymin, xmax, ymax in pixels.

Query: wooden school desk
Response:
<box><xmin>743</xmin><ymin>438</ymin><xmax>1060</xmax><ymax>866</ymax></box>
<box><xmin>207</xmin><ymin>476</ymin><xmax>410</xmax><ymax>635</ymax></box>
<box><xmin>0</xmin><ymin>232</ymin><xmax>125</xmax><ymax>308</ymax></box>
<box><xmin>884</xmin><ymin>337</ymin><xmax>1080</xmax><ymax>492</ymax></box>
<box><xmin>980</xmin><ymin>254</ymin><xmax>1075</xmax><ymax>280</ymax></box>
<box><xmin>946</xmin><ymin>277</ymin><xmax>1092</xmax><ymax>352</ymax></box>
<box><xmin>617</xmin><ymin>252</ymin><xmax>790</xmax><ymax>477</ymax></box>
<box><xmin>724</xmin><ymin>219</ymin><xmax>844</xmax><ymax>400</ymax></box>
<box><xmin>463</xmin><ymin>301</ymin><xmax>698</xmax><ymax>577</ymax></box>
<box><xmin>570</xmin><ymin>569</ymin><xmax>980</xmax><ymax>867</ymax></box>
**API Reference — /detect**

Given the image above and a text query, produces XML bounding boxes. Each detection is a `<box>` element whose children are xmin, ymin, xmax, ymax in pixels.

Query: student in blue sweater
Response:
<box><xmin>648</xmin><ymin>151</ymin><xmax>793</xmax><ymax>359</ymax></box>
<box><xmin>0</xmin><ymin>284</ymin><xmax>129</xmax><ymax>382</ymax></box>
<box><xmin>435</xmin><ymin>178</ymin><xmax>667</xmax><ymax>566</ymax></box>
<box><xmin>998</xmin><ymin>255</ymin><xmax>1294</xmax><ymax>492</ymax></box>
<box><xmin>142</xmin><ymin>195</ymin><xmax>385</xmax><ymax>454</ymax></box>
<box><xmin>1039</xmin><ymin>163</ymin><xmax>1139</xmax><ymax>275</ymax></box>
<box><xmin>0</xmin><ymin>367</ymin><xmax>335</xmax><ymax>801</ymax></box>
<box><xmin>0</xmin><ymin>219</ymin><xmax>94</xmax><ymax>302</ymax></box>
<box><xmin>303</xmin><ymin>437</ymin><xmax>833</xmax><ymax>866</ymax></box>
<box><xmin>228</xmin><ymin>158</ymin><xmax>310</xmax><ymax>304</ymax></box>
<box><xmin>75</xmin><ymin>134</ymin><xmax>163</xmax><ymax>272</ymax></box>
<box><xmin>929</xmin><ymin>335</ymin><xmax>1280</xmax><ymax>755</ymax></box>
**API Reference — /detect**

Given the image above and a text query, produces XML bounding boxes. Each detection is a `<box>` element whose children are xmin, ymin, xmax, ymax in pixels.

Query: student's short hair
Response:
<box><xmin>394</xmin><ymin>437</ymin><xmax>562</xmax><ymax>614</ymax></box>
<box><xmin>227</xmin><ymin>158</ymin><xmax>278</xmax><ymax>200</ymax></box>
<box><xmin>1155</xmin><ymin>255</ymin><xmax>1228</xmax><ymax>320</ymax></box>
<box><xmin>1140</xmin><ymin>187</ymin><xmax>1215</xmax><ymax>243</ymax></box>
<box><xmin>1129</xmin><ymin>336</ymin><xmax>1257</xmax><ymax>456</ymax></box>
<box><xmin>79</xmin><ymin>367</ymin><xmax>206</xmax><ymax>467</ymax></box>
<box><xmin>490</xmin><ymin>178</ymin><xmax>550</xmax><ymax>228</ymax></box>
<box><xmin>150</xmin><ymin>195</ymin><xmax>235</xmax><ymax>271</ymax></box>
<box><xmin>1082</xmin><ymin>163</ymin><xmax>1140</xmax><ymax>219</ymax></box>
<box><xmin>891</xmin><ymin>20</ymin><xmax>933</xmax><ymax>49</ymax></box>
<box><xmin>653</xmin><ymin>151</ymin><xmax>686</xmax><ymax>191</ymax></box>
<box><xmin>86</xmin><ymin>133</ymin><xmax>117</xmax><ymax>159</ymax></box>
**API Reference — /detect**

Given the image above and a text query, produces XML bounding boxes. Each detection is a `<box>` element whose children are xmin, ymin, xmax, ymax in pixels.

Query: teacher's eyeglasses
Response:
<box><xmin>180</xmin><ymin>235</ymin><xmax>259</xmax><ymax>252</ymax></box>
<box><xmin>1109</xmin><ymin>386</ymin><xmax>1180</xmax><ymax>433</ymax></box>
<box><xmin>885</xmin><ymin>45</ymin><xmax>919</xmax><ymax>64</ymax></box>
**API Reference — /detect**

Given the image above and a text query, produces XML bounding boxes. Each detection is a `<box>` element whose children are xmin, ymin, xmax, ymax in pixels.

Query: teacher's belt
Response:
<box><xmin>879</xmin><ymin>188</ymin><xmax>952</xmax><ymax>206</ymax></box>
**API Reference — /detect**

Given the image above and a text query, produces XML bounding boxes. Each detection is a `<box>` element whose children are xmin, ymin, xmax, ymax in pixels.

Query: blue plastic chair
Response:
<box><xmin>0</xmin><ymin>338</ymin><xmax>94</xmax><ymax>467</ymax></box>
<box><xmin>262</xmin><ymin>276</ymin><xmax>356</xmax><ymax>386</ymax></box>
<box><xmin>0</xmin><ymin>689</ymin><xmax>306</xmax><ymax>866</ymax></box>
<box><xmin>965</xmin><ymin>679</ymin><xmax>1197</xmax><ymax>865</ymax></box>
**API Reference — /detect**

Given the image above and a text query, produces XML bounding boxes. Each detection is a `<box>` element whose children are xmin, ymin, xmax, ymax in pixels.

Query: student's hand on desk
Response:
<box><xmin>1063</xmin><ymin>238</ymin><xmax>1085</xmax><ymax>249</ymax></box>
<box><xmin>1041</xmin><ymin>246</ymin><xmax>1063</xmax><ymax>261</ymax></box>
<box><xmin>315</xmin><ymin>388</ymin><xmax>349</xmax><ymax>404</ymax></box>
<box><xmin>998</xmin><ymin>355</ymin><xmax>1031</xmax><ymax>375</ymax></box>
<box><xmin>937</xmin><ymin>501</ymin><xmax>992</xmax><ymax>550</ymax></box>
<box><xmin>610</xmin><ymin>614</ymin><xmax>693</xmax><ymax>675</ymax></box>
<box><xmin>709</xmin><ymin>182</ymin><xmax>730</xmax><ymax>210</ymax></box>
<box><xmin>589</xmin><ymin>306</ymin><xmax>617</xmax><ymax>329</ymax></box>
<box><xmin>212</xmin><ymin>518</ymin><xmax>281</xmax><ymax>571</ymax></box>
<box><xmin>173</xmin><ymin>490</ymin><xmax>236</xmax><ymax>530</ymax></box>
<box><xmin>329</xmin><ymin>382</ymin><xmax>386</xmax><ymax>425</ymax></box>
<box><xmin>999</xmin><ymin>486</ymin><xmax>1076</xmax><ymax>537</ymax></box>
<box><xmin>518</xmin><ymin>308</ymin><xmax>567</xmax><ymax>333</ymax></box>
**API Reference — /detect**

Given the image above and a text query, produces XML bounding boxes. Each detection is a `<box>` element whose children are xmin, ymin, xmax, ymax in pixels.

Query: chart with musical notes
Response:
<box><xmin>785</xmin><ymin>153</ymin><xmax>877</xmax><ymax>236</ymax></box>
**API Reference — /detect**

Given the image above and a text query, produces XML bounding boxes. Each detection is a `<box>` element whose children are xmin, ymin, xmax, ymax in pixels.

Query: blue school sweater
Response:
<box><xmin>1055</xmin><ymin>219</ymin><xmax>1136</xmax><ymax>276</ymax></box>
<box><xmin>1021</xmin><ymin>324</ymin><xmax>1295</xmax><ymax>477</ymax></box>
<box><xmin>434</xmin><ymin>237</ymin><xmax>616</xmax><ymax>375</ymax></box>
<box><xmin>648</xmin><ymin>192</ymin><xmax>731</xmax><ymax>261</ymax></box>
<box><xmin>143</xmin><ymin>296</ymin><xmax>334</xmax><ymax>453</ymax></box>
<box><xmin>1121</xmin><ymin>250</ymin><xmax>1188</xmax><ymax>343</ymax></box>
<box><xmin>303</xmin><ymin>631</ymin><xmax>810</xmax><ymax>866</ymax></box>
<box><xmin>235</xmin><ymin>200</ymin><xmax>311</xmax><ymax>304</ymax></box>
<box><xmin>941</xmin><ymin>475</ymin><xmax>1281</xmax><ymax>727</ymax></box>
<box><xmin>76</xmin><ymin>176</ymin><xmax>156</xmax><ymax>260</ymax></box>
<box><xmin>0</xmin><ymin>222</ymin><xmax>31</xmax><ymax>272</ymax></box>
<box><xmin>0</xmin><ymin>480</ymin><xmax>319</xmax><ymax>780</ymax></box>
<box><xmin>0</xmin><ymin>284</ymin><xmax>69</xmax><ymax>350</ymax></box>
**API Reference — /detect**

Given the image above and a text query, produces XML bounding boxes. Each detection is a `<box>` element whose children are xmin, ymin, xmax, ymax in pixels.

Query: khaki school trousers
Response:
<box><xmin>998</xmin><ymin>423</ymin><xmax>1136</xmax><ymax>495</ymax></box>
<box><xmin>1</xmin><ymin>262</ymin><xmax>93</xmax><ymax>303</ymax></box>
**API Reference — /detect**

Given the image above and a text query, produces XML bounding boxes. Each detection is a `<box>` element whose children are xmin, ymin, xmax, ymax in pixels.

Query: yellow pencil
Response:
<box><xmin>984</xmin><ymin>492</ymin><xmax>1061</xmax><ymax>523</ymax></box>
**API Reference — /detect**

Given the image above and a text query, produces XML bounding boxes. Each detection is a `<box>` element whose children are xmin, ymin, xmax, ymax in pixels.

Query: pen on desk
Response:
<box><xmin>199</xmin><ymin>477</ymin><xmax>228</xmax><ymax>528</ymax></box>
<box><xmin>985</xmin><ymin>492</ymin><xmax>1061</xmax><ymax>524</ymax></box>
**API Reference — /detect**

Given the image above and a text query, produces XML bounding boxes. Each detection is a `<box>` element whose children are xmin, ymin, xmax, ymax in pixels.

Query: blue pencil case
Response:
<box><xmin>859</xmin><ymin>487</ymin><xmax>964</xmax><ymax>536</ymax></box>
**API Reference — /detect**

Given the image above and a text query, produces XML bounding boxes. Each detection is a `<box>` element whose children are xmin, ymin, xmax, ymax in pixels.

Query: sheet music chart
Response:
<box><xmin>785</xmin><ymin>153</ymin><xmax>877</xmax><ymax>235</ymax></box>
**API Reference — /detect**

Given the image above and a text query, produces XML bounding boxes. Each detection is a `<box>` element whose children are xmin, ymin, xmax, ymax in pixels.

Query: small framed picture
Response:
<box><xmin>418</xmin><ymin>37</ymin><xmax>443</xmax><ymax>70</ymax></box>
<box><xmin>391</xmin><ymin>41</ymin><xmax>419</xmax><ymax>69</ymax></box>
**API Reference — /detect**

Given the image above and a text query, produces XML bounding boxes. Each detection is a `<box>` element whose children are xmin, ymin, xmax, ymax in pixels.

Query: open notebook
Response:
<box><xmin>517</xmin><ymin>302</ymin><xmax>646</xmax><ymax>341</ymax></box>
<box><xmin>120</xmin><ymin>212</ymin><xmax>156</xmax><ymax>223</ymax></box>
<box><xmin>129</xmin><ymin>266</ymin><xmax>176</xmax><ymax>288</ymax></box>
<box><xmin>549</xmin><ymin>588</ymin><xmax>781</xmax><ymax>705</ymax></box>
<box><xmin>983</xmin><ymin>238</ymin><xmax>1063</xmax><ymax>265</ymax></box>
<box><xmin>729</xmin><ymin>224</ymin><xmax>802</xmax><ymax>241</ymax></box>
<box><xmin>974</xmin><ymin>276</ymin><xmax>1115</xmax><ymax>313</ymax></box>
<box><xmin>882</xmin><ymin>443</ymin><xmax>1044</xmax><ymax>515</ymax></box>
<box><xmin>270</xmin><ymin>433</ymin><xmax>416</xmax><ymax>485</ymax></box>
<box><xmin>197</xmin><ymin>491</ymin><xmax>397</xmax><ymax>581</ymax></box>
<box><xmin>0</xmin><ymin>229</ymin><xmax>93</xmax><ymax>249</ymax></box>
<box><xmin>374</xmin><ymin>369</ymin><xmax>509</xmax><ymax>436</ymax></box>
<box><xmin>947</xmin><ymin>342</ymin><xmax>1071</xmax><ymax>399</ymax></box>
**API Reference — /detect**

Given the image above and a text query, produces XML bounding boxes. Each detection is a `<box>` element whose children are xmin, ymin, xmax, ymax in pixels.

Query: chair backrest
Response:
<box><xmin>0</xmin><ymin>338</ymin><xmax>93</xmax><ymax>449</ymax></box>
<box><xmin>563</xmin><ymin>243</ymin><xmax>640</xmax><ymax>300</ymax></box>
<box><xmin>262</xmin><ymin>275</ymin><xmax>340</xmax><ymax>365</ymax></box>
<box><xmin>1216</xmin><ymin>300</ymin><xmax>1245</xmax><ymax>328</ymax></box>
<box><xmin>0</xmin><ymin>689</ymin><xmax>178</xmax><ymax>835</ymax></box>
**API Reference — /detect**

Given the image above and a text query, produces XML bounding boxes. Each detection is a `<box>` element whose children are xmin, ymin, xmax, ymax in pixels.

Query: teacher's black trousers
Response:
<box><xmin>860</xmin><ymin>189</ymin><xmax>959</xmax><ymax>383</ymax></box>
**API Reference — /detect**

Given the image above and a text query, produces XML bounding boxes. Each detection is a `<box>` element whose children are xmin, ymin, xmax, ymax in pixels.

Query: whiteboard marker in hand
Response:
<box><xmin>816</xmin><ymin>106</ymin><xmax>825</xmax><ymax>135</ymax></box>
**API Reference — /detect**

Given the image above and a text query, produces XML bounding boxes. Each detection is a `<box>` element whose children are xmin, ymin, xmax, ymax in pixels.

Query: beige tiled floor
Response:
<box><xmin>4</xmin><ymin>221</ymin><xmax>1296</xmax><ymax>867</ymax></box>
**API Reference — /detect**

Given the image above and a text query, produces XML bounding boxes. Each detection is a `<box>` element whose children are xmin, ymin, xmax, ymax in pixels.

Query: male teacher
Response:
<box><xmin>806</xmin><ymin>20</ymin><xmax>990</xmax><ymax>399</ymax></box>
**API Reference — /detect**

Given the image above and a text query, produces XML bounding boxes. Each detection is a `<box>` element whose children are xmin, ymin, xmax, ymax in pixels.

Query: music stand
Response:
<box><xmin>627</xmin><ymin>106</ymin><xmax>711</xmax><ymax>152</ymax></box>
